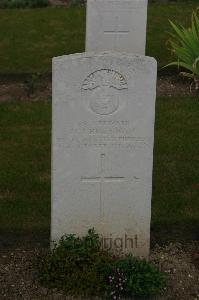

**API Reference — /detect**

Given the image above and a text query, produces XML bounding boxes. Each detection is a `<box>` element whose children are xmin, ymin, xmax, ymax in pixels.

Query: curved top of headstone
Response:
<box><xmin>53</xmin><ymin>52</ymin><xmax>157</xmax><ymax>65</ymax></box>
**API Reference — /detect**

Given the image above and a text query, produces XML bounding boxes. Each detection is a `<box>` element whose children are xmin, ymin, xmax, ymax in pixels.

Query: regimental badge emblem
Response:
<box><xmin>82</xmin><ymin>69</ymin><xmax>128</xmax><ymax>115</ymax></box>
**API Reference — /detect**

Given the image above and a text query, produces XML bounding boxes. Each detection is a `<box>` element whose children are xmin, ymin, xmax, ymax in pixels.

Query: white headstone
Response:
<box><xmin>51</xmin><ymin>52</ymin><xmax>157</xmax><ymax>258</ymax></box>
<box><xmin>86</xmin><ymin>0</ymin><xmax>148</xmax><ymax>54</ymax></box>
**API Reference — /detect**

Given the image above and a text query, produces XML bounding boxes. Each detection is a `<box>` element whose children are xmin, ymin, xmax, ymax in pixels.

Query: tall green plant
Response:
<box><xmin>166</xmin><ymin>11</ymin><xmax>199</xmax><ymax>90</ymax></box>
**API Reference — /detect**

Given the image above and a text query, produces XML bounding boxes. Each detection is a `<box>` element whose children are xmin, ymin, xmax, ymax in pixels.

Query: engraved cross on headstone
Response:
<box><xmin>81</xmin><ymin>153</ymin><xmax>125</xmax><ymax>222</ymax></box>
<box><xmin>103</xmin><ymin>16</ymin><xmax>129</xmax><ymax>48</ymax></box>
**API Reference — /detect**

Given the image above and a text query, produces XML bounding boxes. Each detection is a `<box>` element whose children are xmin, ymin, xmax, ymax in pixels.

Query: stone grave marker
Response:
<box><xmin>86</xmin><ymin>0</ymin><xmax>148</xmax><ymax>54</ymax></box>
<box><xmin>51</xmin><ymin>52</ymin><xmax>157</xmax><ymax>258</ymax></box>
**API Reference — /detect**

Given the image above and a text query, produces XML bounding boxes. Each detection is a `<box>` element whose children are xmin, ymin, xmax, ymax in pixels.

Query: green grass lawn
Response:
<box><xmin>0</xmin><ymin>102</ymin><xmax>51</xmax><ymax>241</ymax></box>
<box><xmin>0</xmin><ymin>97</ymin><xmax>198</xmax><ymax>244</ymax></box>
<box><xmin>0</xmin><ymin>2</ymin><xmax>198</xmax><ymax>74</ymax></box>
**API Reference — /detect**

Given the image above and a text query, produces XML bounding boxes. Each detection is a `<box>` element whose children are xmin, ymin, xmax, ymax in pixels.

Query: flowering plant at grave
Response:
<box><xmin>165</xmin><ymin>10</ymin><xmax>199</xmax><ymax>91</ymax></box>
<box><xmin>39</xmin><ymin>229</ymin><xmax>166</xmax><ymax>298</ymax></box>
<box><xmin>108</xmin><ymin>268</ymin><xmax>127</xmax><ymax>300</ymax></box>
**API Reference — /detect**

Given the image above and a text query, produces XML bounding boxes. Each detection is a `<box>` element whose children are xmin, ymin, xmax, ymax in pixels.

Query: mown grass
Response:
<box><xmin>0</xmin><ymin>7</ymin><xmax>86</xmax><ymax>74</ymax></box>
<box><xmin>0</xmin><ymin>97</ymin><xmax>198</xmax><ymax>243</ymax></box>
<box><xmin>152</xmin><ymin>96</ymin><xmax>199</xmax><ymax>242</ymax></box>
<box><xmin>0</xmin><ymin>102</ymin><xmax>51</xmax><ymax>239</ymax></box>
<box><xmin>0</xmin><ymin>2</ymin><xmax>198</xmax><ymax>74</ymax></box>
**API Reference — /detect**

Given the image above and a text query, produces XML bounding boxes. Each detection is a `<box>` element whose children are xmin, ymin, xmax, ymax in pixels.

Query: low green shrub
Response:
<box><xmin>165</xmin><ymin>10</ymin><xmax>199</xmax><ymax>90</ymax></box>
<box><xmin>39</xmin><ymin>229</ymin><xmax>166</xmax><ymax>299</ymax></box>
<box><xmin>0</xmin><ymin>0</ymin><xmax>49</xmax><ymax>9</ymax></box>
<box><xmin>114</xmin><ymin>256</ymin><xmax>166</xmax><ymax>298</ymax></box>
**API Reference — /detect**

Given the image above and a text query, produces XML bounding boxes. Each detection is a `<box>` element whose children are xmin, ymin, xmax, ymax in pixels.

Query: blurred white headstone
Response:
<box><xmin>86</xmin><ymin>0</ymin><xmax>148</xmax><ymax>54</ymax></box>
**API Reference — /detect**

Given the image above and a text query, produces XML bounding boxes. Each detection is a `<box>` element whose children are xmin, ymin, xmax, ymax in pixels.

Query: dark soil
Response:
<box><xmin>0</xmin><ymin>74</ymin><xmax>52</xmax><ymax>102</ymax></box>
<box><xmin>0</xmin><ymin>74</ymin><xmax>197</xmax><ymax>102</ymax></box>
<box><xmin>48</xmin><ymin>0</ymin><xmax>86</xmax><ymax>7</ymax></box>
<box><xmin>0</xmin><ymin>242</ymin><xmax>198</xmax><ymax>299</ymax></box>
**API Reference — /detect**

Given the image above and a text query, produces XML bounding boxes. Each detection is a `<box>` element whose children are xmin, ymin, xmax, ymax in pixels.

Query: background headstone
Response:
<box><xmin>52</xmin><ymin>52</ymin><xmax>157</xmax><ymax>258</ymax></box>
<box><xmin>86</xmin><ymin>0</ymin><xmax>148</xmax><ymax>54</ymax></box>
